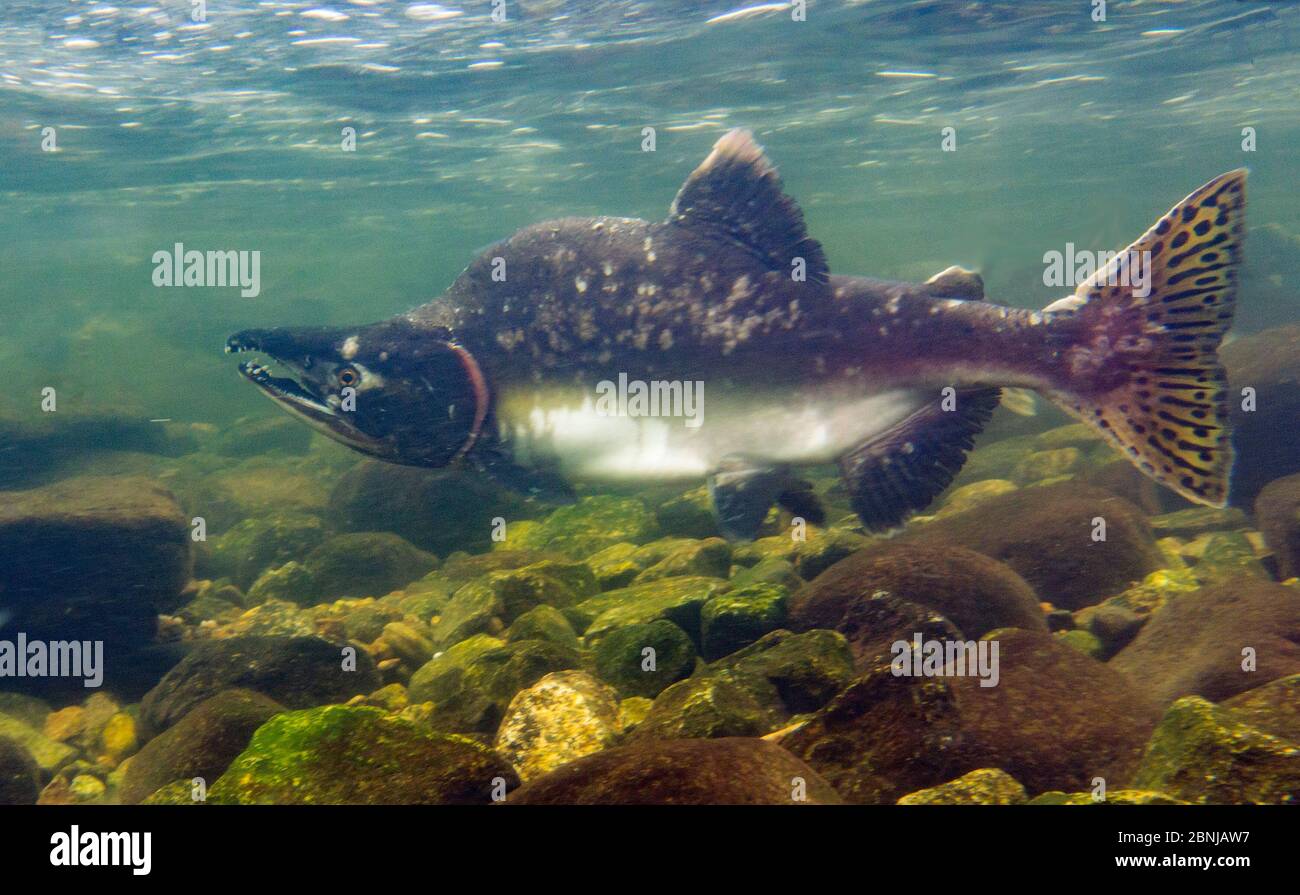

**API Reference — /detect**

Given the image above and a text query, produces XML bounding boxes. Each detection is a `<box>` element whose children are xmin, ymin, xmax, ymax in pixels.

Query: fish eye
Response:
<box><xmin>337</xmin><ymin>366</ymin><xmax>359</xmax><ymax>388</ymax></box>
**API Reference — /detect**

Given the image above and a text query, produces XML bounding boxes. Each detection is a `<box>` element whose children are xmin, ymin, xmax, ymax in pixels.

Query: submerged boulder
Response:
<box><xmin>493</xmin><ymin>671</ymin><xmax>623</xmax><ymax>781</ymax></box>
<box><xmin>121</xmin><ymin>689</ymin><xmax>284</xmax><ymax>804</ymax></box>
<box><xmin>1133</xmin><ymin>697</ymin><xmax>1300</xmax><ymax>804</ymax></box>
<box><xmin>507</xmin><ymin>737</ymin><xmax>842</xmax><ymax>805</ymax></box>
<box><xmin>1110</xmin><ymin>579</ymin><xmax>1300</xmax><ymax>707</ymax></box>
<box><xmin>791</xmin><ymin>542</ymin><xmax>1044</xmax><ymax>637</ymax></box>
<box><xmin>903</xmin><ymin>481</ymin><xmax>1161</xmax><ymax>610</ymax></box>
<box><xmin>1221</xmin><ymin>324</ymin><xmax>1300</xmax><ymax>507</ymax></box>
<box><xmin>1256</xmin><ymin>472</ymin><xmax>1300</xmax><ymax>579</ymax></box>
<box><xmin>0</xmin><ymin>737</ymin><xmax>40</xmax><ymax>805</ymax></box>
<box><xmin>0</xmin><ymin>475</ymin><xmax>191</xmax><ymax>658</ymax></box>
<box><xmin>139</xmin><ymin>636</ymin><xmax>380</xmax><ymax>734</ymax></box>
<box><xmin>303</xmin><ymin>532</ymin><xmax>437</xmax><ymax>600</ymax></box>
<box><xmin>780</xmin><ymin>629</ymin><xmax>1160</xmax><ymax>803</ymax></box>
<box><xmin>896</xmin><ymin>768</ymin><xmax>1028</xmax><ymax>806</ymax></box>
<box><xmin>210</xmin><ymin>705</ymin><xmax>517</xmax><ymax>804</ymax></box>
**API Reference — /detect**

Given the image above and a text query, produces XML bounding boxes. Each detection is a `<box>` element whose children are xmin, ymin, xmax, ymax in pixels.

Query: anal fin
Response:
<box><xmin>838</xmin><ymin>388</ymin><xmax>1000</xmax><ymax>531</ymax></box>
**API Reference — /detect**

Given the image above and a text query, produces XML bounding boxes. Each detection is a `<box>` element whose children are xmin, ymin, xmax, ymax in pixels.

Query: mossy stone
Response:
<box><xmin>505</xmin><ymin>605</ymin><xmax>580</xmax><ymax>650</ymax></box>
<box><xmin>592</xmin><ymin>620</ymin><xmax>696</xmax><ymax>698</ymax></box>
<box><xmin>700</xmin><ymin>583</ymin><xmax>789</xmax><ymax>660</ymax></box>
<box><xmin>897</xmin><ymin>769</ymin><xmax>1028</xmax><ymax>805</ymax></box>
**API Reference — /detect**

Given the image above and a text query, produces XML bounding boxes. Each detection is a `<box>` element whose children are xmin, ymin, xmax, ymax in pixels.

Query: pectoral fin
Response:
<box><xmin>838</xmin><ymin>387</ymin><xmax>1000</xmax><ymax>531</ymax></box>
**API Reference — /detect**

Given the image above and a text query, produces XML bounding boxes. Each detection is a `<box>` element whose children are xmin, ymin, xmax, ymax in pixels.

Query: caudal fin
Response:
<box><xmin>1043</xmin><ymin>170</ymin><xmax>1246</xmax><ymax>507</ymax></box>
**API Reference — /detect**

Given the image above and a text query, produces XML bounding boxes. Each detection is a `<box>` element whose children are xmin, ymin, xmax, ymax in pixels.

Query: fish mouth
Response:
<box><xmin>226</xmin><ymin>333</ymin><xmax>383</xmax><ymax>451</ymax></box>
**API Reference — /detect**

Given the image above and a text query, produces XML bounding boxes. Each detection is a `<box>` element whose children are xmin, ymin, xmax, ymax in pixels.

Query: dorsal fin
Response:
<box><xmin>668</xmin><ymin>129</ymin><xmax>829</xmax><ymax>284</ymax></box>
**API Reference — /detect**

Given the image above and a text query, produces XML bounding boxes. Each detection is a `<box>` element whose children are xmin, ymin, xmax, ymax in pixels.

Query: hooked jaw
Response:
<box><xmin>225</xmin><ymin>329</ymin><xmax>384</xmax><ymax>453</ymax></box>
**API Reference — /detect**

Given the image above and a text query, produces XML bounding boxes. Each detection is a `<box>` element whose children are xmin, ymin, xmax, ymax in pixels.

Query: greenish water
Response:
<box><xmin>2</xmin><ymin>0</ymin><xmax>1297</xmax><ymax>421</ymax></box>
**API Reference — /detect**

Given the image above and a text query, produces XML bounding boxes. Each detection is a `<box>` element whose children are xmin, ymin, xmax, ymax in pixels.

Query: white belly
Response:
<box><xmin>495</xmin><ymin>383</ymin><xmax>926</xmax><ymax>481</ymax></box>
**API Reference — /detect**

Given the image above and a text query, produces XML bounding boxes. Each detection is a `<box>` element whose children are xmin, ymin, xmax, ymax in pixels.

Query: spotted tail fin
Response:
<box><xmin>1043</xmin><ymin>170</ymin><xmax>1246</xmax><ymax>507</ymax></box>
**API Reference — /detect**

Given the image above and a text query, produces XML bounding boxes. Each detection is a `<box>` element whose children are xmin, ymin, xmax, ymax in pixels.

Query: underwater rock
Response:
<box><xmin>0</xmin><ymin>411</ymin><xmax>190</xmax><ymax>490</ymax></box>
<box><xmin>1149</xmin><ymin>506</ymin><xmax>1250</xmax><ymax>538</ymax></box>
<box><xmin>570</xmin><ymin>575</ymin><xmax>728</xmax><ymax>642</ymax></box>
<box><xmin>1011</xmin><ymin>447</ymin><xmax>1081</xmax><ymax>485</ymax></box>
<box><xmin>498</xmin><ymin>495</ymin><xmax>659</xmax><ymax>559</ymax></box>
<box><xmin>436</xmin><ymin>550</ymin><xmax>557</xmax><ymax>587</ymax></box>
<box><xmin>1091</xmin><ymin>567</ymin><xmax>1200</xmax><ymax>618</ymax></box>
<box><xmin>169</xmin><ymin>455</ymin><xmax>332</xmax><ymax>534</ymax></box>
<box><xmin>407</xmin><ymin>635</ymin><xmax>581</xmax><ymax>734</ymax></box>
<box><xmin>245</xmin><ymin>560</ymin><xmax>316</xmax><ymax>606</ymax></box>
<box><xmin>209</xmin><ymin>705</ymin><xmax>517</xmax><ymax>804</ymax></box>
<box><xmin>700</xmin><ymin>583</ymin><xmax>789</xmax><ymax>660</ymax></box>
<box><xmin>1255</xmin><ymin>472</ymin><xmax>1300</xmax><ymax>579</ymax></box>
<box><xmin>217</xmin><ymin>600</ymin><xmax>318</xmax><ymax>639</ymax></box>
<box><xmin>430</xmin><ymin>580</ymin><xmax>507</xmax><ymax>649</ymax></box>
<box><xmin>1222</xmin><ymin>324</ymin><xmax>1300</xmax><ymax>508</ymax></box>
<box><xmin>120</xmin><ymin>688</ymin><xmax>284</xmax><ymax>804</ymax></box>
<box><xmin>1027</xmin><ymin>790</ymin><xmax>1187</xmax><ymax>805</ymax></box>
<box><xmin>213</xmin><ymin>415</ymin><xmax>312</xmax><ymax>458</ymax></box>
<box><xmin>208</xmin><ymin>512</ymin><xmax>327</xmax><ymax>590</ymax></box>
<box><xmin>727</xmin><ymin>556</ymin><xmax>804</xmax><ymax>592</ymax></box>
<box><xmin>0</xmin><ymin>713</ymin><xmax>76</xmax><ymax>775</ymax></box>
<box><xmin>0</xmin><ymin>737</ymin><xmax>40</xmax><ymax>805</ymax></box>
<box><xmin>329</xmin><ymin>461</ymin><xmax>531</xmax><ymax>556</ymax></box>
<box><xmin>493</xmin><ymin>671</ymin><xmax>622</xmax><ymax>781</ymax></box>
<box><xmin>1055</xmin><ymin>628</ymin><xmax>1105</xmax><ymax>660</ymax></box>
<box><xmin>896</xmin><ymin>768</ymin><xmax>1028</xmax><ymax>805</ymax></box>
<box><xmin>1133</xmin><ymin>697</ymin><xmax>1300</xmax><ymax>804</ymax></box>
<box><xmin>934</xmin><ymin>479</ymin><xmax>1018</xmax><ymax>518</ymax></box>
<box><xmin>505</xmin><ymin>605</ymin><xmax>580</xmax><ymax>650</ymax></box>
<box><xmin>633</xmin><ymin>537</ymin><xmax>731</xmax><ymax>582</ymax></box>
<box><xmin>711</xmin><ymin>629</ymin><xmax>855</xmax><ymax>715</ymax></box>
<box><xmin>0</xmin><ymin>475</ymin><xmax>191</xmax><ymax>659</ymax></box>
<box><xmin>655</xmin><ymin>486</ymin><xmax>722</xmax><ymax>539</ymax></box>
<box><xmin>791</xmin><ymin>542</ymin><xmax>1044</xmax><ymax>639</ymax></box>
<box><xmin>781</xmin><ymin>629</ymin><xmax>1160</xmax><ymax>803</ymax></box>
<box><xmin>140</xmin><ymin>636</ymin><xmax>380</xmax><ymax>734</ymax></box>
<box><xmin>303</xmin><ymin>532</ymin><xmax>438</xmax><ymax>600</ymax></box>
<box><xmin>731</xmin><ymin>527</ymin><xmax>871</xmax><ymax>581</ymax></box>
<box><xmin>1194</xmin><ymin>530</ymin><xmax>1270</xmax><ymax>582</ymax></box>
<box><xmin>628</xmin><ymin>671</ymin><xmax>783</xmax><ymax>742</ymax></box>
<box><xmin>0</xmin><ymin>694</ymin><xmax>51</xmax><ymax>730</ymax></box>
<box><xmin>436</xmin><ymin>562</ymin><xmax>593</xmax><ymax>639</ymax></box>
<box><xmin>903</xmin><ymin>481</ymin><xmax>1162</xmax><ymax>610</ymax></box>
<box><xmin>1073</xmin><ymin>603</ymin><xmax>1146</xmax><ymax>659</ymax></box>
<box><xmin>507</xmin><ymin>737</ymin><xmax>842</xmax><ymax>805</ymax></box>
<box><xmin>1221</xmin><ymin>674</ymin><xmax>1300</xmax><ymax>743</ymax></box>
<box><xmin>591</xmin><ymin>620</ymin><xmax>697</xmax><ymax>699</ymax></box>
<box><xmin>1110</xmin><ymin>579</ymin><xmax>1300</xmax><ymax>707</ymax></box>
<box><xmin>585</xmin><ymin>543</ymin><xmax>650</xmax><ymax>590</ymax></box>
<box><xmin>377</xmin><ymin>620</ymin><xmax>436</xmax><ymax>670</ymax></box>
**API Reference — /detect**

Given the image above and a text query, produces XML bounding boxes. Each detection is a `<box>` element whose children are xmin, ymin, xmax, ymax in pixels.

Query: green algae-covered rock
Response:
<box><xmin>897</xmin><ymin>768</ymin><xmax>1028</xmax><ymax>805</ymax></box>
<box><xmin>628</xmin><ymin>670</ymin><xmax>783</xmax><ymax>742</ymax></box>
<box><xmin>407</xmin><ymin>636</ymin><xmax>581</xmax><ymax>734</ymax></box>
<box><xmin>1133</xmin><ymin>696</ymin><xmax>1300</xmax><ymax>804</ymax></box>
<box><xmin>1011</xmin><ymin>447</ymin><xmax>1080</xmax><ymax>485</ymax></box>
<box><xmin>493</xmin><ymin>671</ymin><xmax>622</xmax><ymax>781</ymax></box>
<box><xmin>430</xmin><ymin>579</ymin><xmax>503</xmax><ymax>648</ymax></box>
<box><xmin>209</xmin><ymin>512</ymin><xmax>327</xmax><ymax>590</ymax></box>
<box><xmin>1194</xmin><ymin>531</ymin><xmax>1270</xmax><ymax>583</ymax></box>
<box><xmin>209</xmin><ymin>705</ymin><xmax>517</xmax><ymax>804</ymax></box>
<box><xmin>1149</xmin><ymin>506</ymin><xmax>1249</xmax><ymax>538</ymax></box>
<box><xmin>633</xmin><ymin>537</ymin><xmax>731</xmax><ymax>583</ymax></box>
<box><xmin>592</xmin><ymin>620</ymin><xmax>697</xmax><ymax>698</ymax></box>
<box><xmin>1055</xmin><ymin>628</ymin><xmax>1105</xmax><ymax>660</ymax></box>
<box><xmin>700</xmin><ymin>583</ymin><xmax>789</xmax><ymax>660</ymax></box>
<box><xmin>246</xmin><ymin>560</ymin><xmax>317</xmax><ymax>607</ymax></box>
<box><xmin>727</xmin><ymin>557</ymin><xmax>803</xmax><ymax>592</ymax></box>
<box><xmin>1103</xmin><ymin>567</ymin><xmax>1200</xmax><ymax>616</ymax></box>
<box><xmin>505</xmin><ymin>604</ymin><xmax>580</xmax><ymax>650</ymax></box>
<box><xmin>655</xmin><ymin>486</ymin><xmax>722</xmax><ymax>539</ymax></box>
<box><xmin>732</xmin><ymin>527</ymin><xmax>871</xmax><ymax>580</ymax></box>
<box><xmin>142</xmin><ymin>779</ymin><xmax>206</xmax><ymax>805</ymax></box>
<box><xmin>305</xmin><ymin>532</ymin><xmax>438</xmax><ymax>600</ymax></box>
<box><xmin>1027</xmin><ymin>789</ymin><xmax>1187</xmax><ymax>805</ymax></box>
<box><xmin>936</xmin><ymin>479</ymin><xmax>1019</xmax><ymax>519</ymax></box>
<box><xmin>0</xmin><ymin>713</ymin><xmax>76</xmax><ymax>774</ymax></box>
<box><xmin>498</xmin><ymin>496</ymin><xmax>658</xmax><ymax>559</ymax></box>
<box><xmin>394</xmin><ymin>572</ymin><xmax>454</xmax><ymax>620</ymax></box>
<box><xmin>120</xmin><ymin>689</ymin><xmax>284</xmax><ymax>805</ymax></box>
<box><xmin>573</xmin><ymin>575</ymin><xmax>728</xmax><ymax>641</ymax></box>
<box><xmin>220</xmin><ymin>599</ymin><xmax>317</xmax><ymax>638</ymax></box>
<box><xmin>1221</xmin><ymin>674</ymin><xmax>1300</xmax><ymax>743</ymax></box>
<box><xmin>585</xmin><ymin>542</ymin><xmax>647</xmax><ymax>590</ymax></box>
<box><xmin>713</xmin><ymin>628</ymin><xmax>854</xmax><ymax>714</ymax></box>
